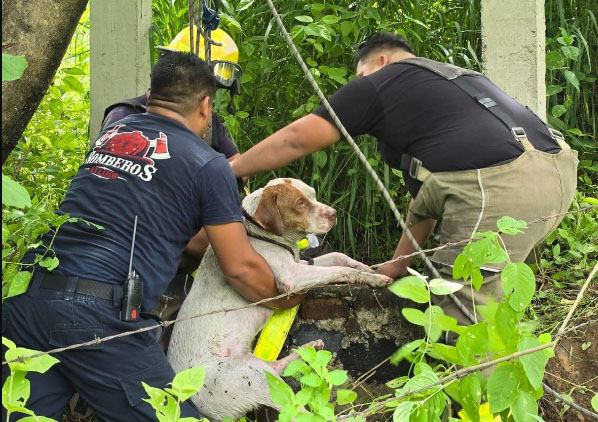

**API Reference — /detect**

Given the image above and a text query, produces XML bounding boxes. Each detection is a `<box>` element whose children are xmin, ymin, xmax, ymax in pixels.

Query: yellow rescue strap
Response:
<box><xmin>253</xmin><ymin>305</ymin><xmax>300</xmax><ymax>361</ymax></box>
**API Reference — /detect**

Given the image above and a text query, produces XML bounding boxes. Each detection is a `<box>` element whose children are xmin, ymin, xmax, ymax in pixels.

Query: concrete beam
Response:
<box><xmin>481</xmin><ymin>0</ymin><xmax>546</xmax><ymax>120</ymax></box>
<box><xmin>90</xmin><ymin>0</ymin><xmax>152</xmax><ymax>139</ymax></box>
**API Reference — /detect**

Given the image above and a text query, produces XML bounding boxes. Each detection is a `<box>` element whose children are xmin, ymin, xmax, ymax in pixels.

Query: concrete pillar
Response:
<box><xmin>481</xmin><ymin>0</ymin><xmax>546</xmax><ymax>120</ymax></box>
<box><xmin>90</xmin><ymin>0</ymin><xmax>152</xmax><ymax>139</ymax></box>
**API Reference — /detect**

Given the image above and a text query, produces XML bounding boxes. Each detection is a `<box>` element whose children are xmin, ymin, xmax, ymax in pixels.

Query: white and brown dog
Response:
<box><xmin>167</xmin><ymin>178</ymin><xmax>391</xmax><ymax>420</ymax></box>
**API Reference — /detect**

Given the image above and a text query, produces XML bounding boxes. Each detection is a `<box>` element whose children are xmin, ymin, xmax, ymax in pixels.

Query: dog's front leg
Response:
<box><xmin>312</xmin><ymin>252</ymin><xmax>371</xmax><ymax>271</ymax></box>
<box><xmin>272</xmin><ymin>262</ymin><xmax>392</xmax><ymax>294</ymax></box>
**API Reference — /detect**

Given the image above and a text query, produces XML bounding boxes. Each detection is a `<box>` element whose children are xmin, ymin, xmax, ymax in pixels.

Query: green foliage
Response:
<box><xmin>2</xmin><ymin>9</ymin><xmax>92</xmax><ymax>302</ymax></box>
<box><xmin>386</xmin><ymin>216</ymin><xmax>555</xmax><ymax>421</ymax></box>
<box><xmin>2</xmin><ymin>337</ymin><xmax>60</xmax><ymax>421</ymax></box>
<box><xmin>143</xmin><ymin>366</ymin><xmax>209</xmax><ymax>422</ymax></box>
<box><xmin>2</xmin><ymin>53</ymin><xmax>28</xmax><ymax>81</ymax></box>
<box><xmin>265</xmin><ymin>345</ymin><xmax>364</xmax><ymax>421</ymax></box>
<box><xmin>546</xmin><ymin>1</ymin><xmax>597</xmax><ymax>157</ymax></box>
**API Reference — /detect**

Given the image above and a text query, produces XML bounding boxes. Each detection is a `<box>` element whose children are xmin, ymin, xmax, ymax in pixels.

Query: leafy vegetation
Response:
<box><xmin>1</xmin><ymin>0</ymin><xmax>597</xmax><ymax>421</ymax></box>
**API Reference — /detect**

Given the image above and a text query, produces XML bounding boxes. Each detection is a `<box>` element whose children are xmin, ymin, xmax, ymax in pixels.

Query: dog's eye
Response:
<box><xmin>295</xmin><ymin>198</ymin><xmax>306</xmax><ymax>208</ymax></box>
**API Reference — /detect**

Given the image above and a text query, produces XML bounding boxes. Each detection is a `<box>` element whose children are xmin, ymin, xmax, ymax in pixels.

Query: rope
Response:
<box><xmin>264</xmin><ymin>0</ymin><xmax>476</xmax><ymax>324</ymax></box>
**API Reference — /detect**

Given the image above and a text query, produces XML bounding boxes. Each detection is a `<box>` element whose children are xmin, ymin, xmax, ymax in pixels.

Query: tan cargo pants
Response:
<box><xmin>409</xmin><ymin>137</ymin><xmax>578</xmax><ymax>325</ymax></box>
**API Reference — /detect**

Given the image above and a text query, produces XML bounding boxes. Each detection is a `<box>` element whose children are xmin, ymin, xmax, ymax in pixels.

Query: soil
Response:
<box><xmin>539</xmin><ymin>320</ymin><xmax>598</xmax><ymax>422</ymax></box>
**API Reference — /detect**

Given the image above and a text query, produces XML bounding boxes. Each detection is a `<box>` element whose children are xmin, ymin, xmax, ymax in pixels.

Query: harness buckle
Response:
<box><xmin>409</xmin><ymin>157</ymin><xmax>423</xmax><ymax>179</ymax></box>
<box><xmin>548</xmin><ymin>127</ymin><xmax>565</xmax><ymax>141</ymax></box>
<box><xmin>511</xmin><ymin>127</ymin><xmax>527</xmax><ymax>139</ymax></box>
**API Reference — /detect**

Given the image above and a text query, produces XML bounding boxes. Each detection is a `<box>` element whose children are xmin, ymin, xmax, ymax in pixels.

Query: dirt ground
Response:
<box><xmin>539</xmin><ymin>319</ymin><xmax>598</xmax><ymax>422</ymax></box>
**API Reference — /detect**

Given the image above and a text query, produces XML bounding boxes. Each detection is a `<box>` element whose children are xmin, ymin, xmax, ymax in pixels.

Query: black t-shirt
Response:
<box><xmin>26</xmin><ymin>113</ymin><xmax>242</xmax><ymax>311</ymax></box>
<box><xmin>314</xmin><ymin>60</ymin><xmax>561</xmax><ymax>196</ymax></box>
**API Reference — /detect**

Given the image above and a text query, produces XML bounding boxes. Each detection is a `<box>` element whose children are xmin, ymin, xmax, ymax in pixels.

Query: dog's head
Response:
<box><xmin>242</xmin><ymin>178</ymin><xmax>337</xmax><ymax>237</ymax></box>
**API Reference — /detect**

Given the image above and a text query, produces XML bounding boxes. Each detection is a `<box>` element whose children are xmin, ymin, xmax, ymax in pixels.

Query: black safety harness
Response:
<box><xmin>398</xmin><ymin>58</ymin><xmax>565</xmax><ymax>183</ymax></box>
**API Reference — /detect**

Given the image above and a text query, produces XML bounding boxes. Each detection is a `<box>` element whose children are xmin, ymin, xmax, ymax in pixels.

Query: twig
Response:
<box><xmin>542</xmin><ymin>382</ymin><xmax>598</xmax><ymax>420</ymax></box>
<box><xmin>556</xmin><ymin>262</ymin><xmax>598</xmax><ymax>339</ymax></box>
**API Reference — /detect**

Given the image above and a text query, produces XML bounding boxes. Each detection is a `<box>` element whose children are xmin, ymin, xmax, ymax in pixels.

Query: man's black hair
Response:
<box><xmin>355</xmin><ymin>32</ymin><xmax>414</xmax><ymax>64</ymax></box>
<box><xmin>149</xmin><ymin>51</ymin><xmax>217</xmax><ymax>116</ymax></box>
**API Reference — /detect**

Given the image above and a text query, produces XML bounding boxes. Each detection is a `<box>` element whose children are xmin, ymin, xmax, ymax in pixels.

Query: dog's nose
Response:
<box><xmin>329</xmin><ymin>208</ymin><xmax>337</xmax><ymax>218</ymax></box>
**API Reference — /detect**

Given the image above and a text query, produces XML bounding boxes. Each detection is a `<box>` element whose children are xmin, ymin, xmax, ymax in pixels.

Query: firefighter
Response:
<box><xmin>99</xmin><ymin>27</ymin><xmax>245</xmax><ymax>332</ymax></box>
<box><xmin>2</xmin><ymin>51</ymin><xmax>301</xmax><ymax>421</ymax></box>
<box><xmin>230</xmin><ymin>32</ymin><xmax>578</xmax><ymax>325</ymax></box>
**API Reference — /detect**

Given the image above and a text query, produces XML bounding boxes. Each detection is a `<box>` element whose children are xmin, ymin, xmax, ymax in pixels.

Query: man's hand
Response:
<box><xmin>205</xmin><ymin>221</ymin><xmax>303</xmax><ymax>309</ymax></box>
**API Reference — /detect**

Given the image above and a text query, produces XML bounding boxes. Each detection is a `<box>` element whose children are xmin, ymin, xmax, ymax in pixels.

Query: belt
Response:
<box><xmin>37</xmin><ymin>273</ymin><xmax>114</xmax><ymax>300</ymax></box>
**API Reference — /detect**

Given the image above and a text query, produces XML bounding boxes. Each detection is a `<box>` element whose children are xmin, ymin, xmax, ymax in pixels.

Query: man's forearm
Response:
<box><xmin>376</xmin><ymin>200</ymin><xmax>437</xmax><ymax>279</ymax></box>
<box><xmin>231</xmin><ymin>114</ymin><xmax>341</xmax><ymax>178</ymax></box>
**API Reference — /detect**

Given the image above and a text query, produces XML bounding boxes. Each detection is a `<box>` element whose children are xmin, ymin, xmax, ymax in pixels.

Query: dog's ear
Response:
<box><xmin>253</xmin><ymin>188</ymin><xmax>284</xmax><ymax>236</ymax></box>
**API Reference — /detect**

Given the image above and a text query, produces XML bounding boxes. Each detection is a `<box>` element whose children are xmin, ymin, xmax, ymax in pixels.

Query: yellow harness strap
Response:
<box><xmin>254</xmin><ymin>305</ymin><xmax>300</xmax><ymax>361</ymax></box>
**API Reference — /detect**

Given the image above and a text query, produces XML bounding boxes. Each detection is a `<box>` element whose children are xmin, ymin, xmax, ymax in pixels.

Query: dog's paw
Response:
<box><xmin>362</xmin><ymin>273</ymin><xmax>393</xmax><ymax>288</ymax></box>
<box><xmin>300</xmin><ymin>339</ymin><xmax>325</xmax><ymax>351</ymax></box>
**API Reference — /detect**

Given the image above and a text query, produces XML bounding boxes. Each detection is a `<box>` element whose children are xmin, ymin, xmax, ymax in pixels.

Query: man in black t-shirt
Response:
<box><xmin>231</xmin><ymin>32</ymin><xmax>577</xmax><ymax>325</ymax></box>
<box><xmin>2</xmin><ymin>52</ymin><xmax>302</xmax><ymax>421</ymax></box>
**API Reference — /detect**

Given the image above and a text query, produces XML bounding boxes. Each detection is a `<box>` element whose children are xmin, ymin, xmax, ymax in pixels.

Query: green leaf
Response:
<box><xmin>401</xmin><ymin>308</ymin><xmax>427</xmax><ymax>326</ymax></box>
<box><xmin>39</xmin><ymin>257</ymin><xmax>60</xmax><ymax>271</ymax></box>
<box><xmin>560</xmin><ymin>45</ymin><xmax>579</xmax><ymax>60</ymax></box>
<box><xmin>390</xmin><ymin>339</ymin><xmax>424</xmax><ymax>365</ymax></box>
<box><xmin>236</xmin><ymin>0</ymin><xmax>255</xmax><ymax>12</ymax></box>
<box><xmin>591</xmin><ymin>393</ymin><xmax>598</xmax><ymax>412</ymax></box>
<box><xmin>283</xmin><ymin>359</ymin><xmax>308</xmax><ymax>377</ymax></box>
<box><xmin>2</xmin><ymin>53</ymin><xmax>28</xmax><ymax>81</ymax></box>
<box><xmin>456</xmin><ymin>322</ymin><xmax>488</xmax><ymax>366</ymax></box>
<box><xmin>512</xmin><ymin>390</ymin><xmax>539</xmax><ymax>422</ymax></box>
<box><xmin>328</xmin><ymin>369</ymin><xmax>347</xmax><ymax>386</ymax></box>
<box><xmin>392</xmin><ymin>401</ymin><xmax>414</xmax><ymax>422</ymax></box>
<box><xmin>517</xmin><ymin>336</ymin><xmax>548</xmax><ymax>390</ymax></box>
<box><xmin>562</xmin><ymin>70</ymin><xmax>580</xmax><ymax>91</ymax></box>
<box><xmin>296</xmin><ymin>345</ymin><xmax>317</xmax><ymax>363</ymax></box>
<box><xmin>495</xmin><ymin>302</ymin><xmax>519</xmax><ymax>346</ymax></box>
<box><xmin>295</xmin><ymin>15</ymin><xmax>314</xmax><ymax>23</ymax></box>
<box><xmin>2</xmin><ymin>371</ymin><xmax>31</xmax><ymax>412</ymax></box>
<box><xmin>501</xmin><ymin>263</ymin><xmax>536</xmax><ymax>312</ymax></box>
<box><xmin>5</xmin><ymin>347</ymin><xmax>60</xmax><ymax>373</ymax></box>
<box><xmin>424</xmin><ymin>306</ymin><xmax>444</xmax><ymax>342</ymax></box>
<box><xmin>2</xmin><ymin>174</ymin><xmax>32</xmax><ymax>208</ymax></box>
<box><xmin>429</xmin><ymin>278</ymin><xmax>464</xmax><ymax>295</ymax></box>
<box><xmin>142</xmin><ymin>382</ymin><xmax>178</xmax><ymax>421</ymax></box>
<box><xmin>171</xmin><ymin>366</ymin><xmax>205</xmax><ymax>401</ymax></box>
<box><xmin>497</xmin><ymin>216</ymin><xmax>528</xmax><ymax>235</ymax></box>
<box><xmin>312</xmin><ymin>150</ymin><xmax>328</xmax><ymax>168</ymax></box>
<box><xmin>487</xmin><ymin>363</ymin><xmax>521</xmax><ymax>413</ymax></box>
<box><xmin>545</xmin><ymin>50</ymin><xmax>565</xmax><ymax>70</ymax></box>
<box><xmin>6</xmin><ymin>271</ymin><xmax>33</xmax><ymax>298</ymax></box>
<box><xmin>301</xmin><ymin>372</ymin><xmax>323</xmax><ymax>387</ymax></box>
<box><xmin>459</xmin><ymin>374</ymin><xmax>481</xmax><ymax>422</ymax></box>
<box><xmin>551</xmin><ymin>104</ymin><xmax>567</xmax><ymax>118</ymax></box>
<box><xmin>265</xmin><ymin>372</ymin><xmax>295</xmax><ymax>406</ymax></box>
<box><xmin>546</xmin><ymin>85</ymin><xmax>563</xmax><ymax>96</ymax></box>
<box><xmin>340</xmin><ymin>21</ymin><xmax>353</xmax><ymax>37</ymax></box>
<box><xmin>2</xmin><ymin>337</ymin><xmax>17</xmax><ymax>349</ymax></box>
<box><xmin>321</xmin><ymin>15</ymin><xmax>340</xmax><ymax>25</ymax></box>
<box><xmin>295</xmin><ymin>387</ymin><xmax>313</xmax><ymax>406</ymax></box>
<box><xmin>62</xmin><ymin>75</ymin><xmax>85</xmax><ymax>93</ymax></box>
<box><xmin>389</xmin><ymin>276</ymin><xmax>430</xmax><ymax>303</ymax></box>
<box><xmin>336</xmin><ymin>388</ymin><xmax>357</xmax><ymax>405</ymax></box>
<box><xmin>429</xmin><ymin>343</ymin><xmax>461</xmax><ymax>365</ymax></box>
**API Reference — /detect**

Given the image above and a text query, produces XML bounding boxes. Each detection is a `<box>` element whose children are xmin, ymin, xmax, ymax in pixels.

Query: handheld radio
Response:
<box><xmin>121</xmin><ymin>216</ymin><xmax>143</xmax><ymax>321</ymax></box>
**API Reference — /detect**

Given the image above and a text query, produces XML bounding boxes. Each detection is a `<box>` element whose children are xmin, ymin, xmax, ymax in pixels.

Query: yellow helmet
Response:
<box><xmin>160</xmin><ymin>26</ymin><xmax>242</xmax><ymax>94</ymax></box>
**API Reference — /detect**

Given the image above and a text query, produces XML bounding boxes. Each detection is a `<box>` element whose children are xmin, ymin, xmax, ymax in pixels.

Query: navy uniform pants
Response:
<box><xmin>1</xmin><ymin>275</ymin><xmax>199</xmax><ymax>421</ymax></box>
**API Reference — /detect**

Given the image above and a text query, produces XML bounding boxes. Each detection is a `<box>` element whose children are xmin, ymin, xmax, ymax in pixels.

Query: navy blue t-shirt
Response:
<box><xmin>27</xmin><ymin>113</ymin><xmax>242</xmax><ymax>311</ymax></box>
